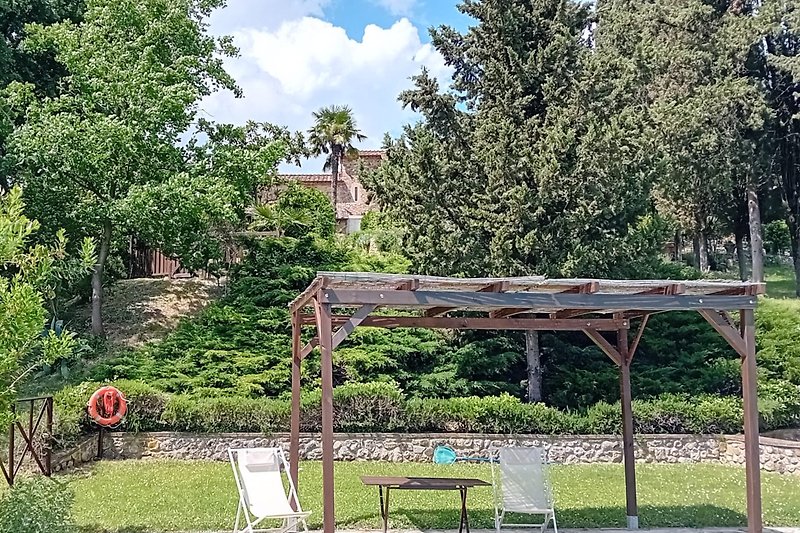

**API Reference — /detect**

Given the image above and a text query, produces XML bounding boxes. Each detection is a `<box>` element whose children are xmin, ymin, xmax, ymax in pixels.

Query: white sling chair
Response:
<box><xmin>228</xmin><ymin>447</ymin><xmax>310</xmax><ymax>533</ymax></box>
<box><xmin>491</xmin><ymin>447</ymin><xmax>558</xmax><ymax>533</ymax></box>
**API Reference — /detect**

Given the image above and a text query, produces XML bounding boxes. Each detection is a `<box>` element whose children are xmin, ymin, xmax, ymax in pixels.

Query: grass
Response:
<box><xmin>765</xmin><ymin>263</ymin><xmax>797</xmax><ymax>299</ymax></box>
<box><xmin>64</xmin><ymin>460</ymin><xmax>800</xmax><ymax>532</ymax></box>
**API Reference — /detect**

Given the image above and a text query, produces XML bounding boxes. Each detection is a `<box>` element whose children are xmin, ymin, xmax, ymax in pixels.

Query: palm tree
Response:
<box><xmin>307</xmin><ymin>105</ymin><xmax>366</xmax><ymax>216</ymax></box>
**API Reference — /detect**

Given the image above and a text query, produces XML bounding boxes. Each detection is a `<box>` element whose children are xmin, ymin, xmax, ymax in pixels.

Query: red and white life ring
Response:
<box><xmin>87</xmin><ymin>386</ymin><xmax>127</xmax><ymax>427</ymax></box>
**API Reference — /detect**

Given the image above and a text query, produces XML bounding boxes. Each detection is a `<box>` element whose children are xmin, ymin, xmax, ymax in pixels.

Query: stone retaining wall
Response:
<box><xmin>53</xmin><ymin>432</ymin><xmax>800</xmax><ymax>474</ymax></box>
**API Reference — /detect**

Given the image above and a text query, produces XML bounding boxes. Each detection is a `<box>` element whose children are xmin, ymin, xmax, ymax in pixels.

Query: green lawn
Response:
<box><xmin>765</xmin><ymin>264</ymin><xmax>797</xmax><ymax>299</ymax></box>
<box><xmin>65</xmin><ymin>460</ymin><xmax>800</xmax><ymax>532</ymax></box>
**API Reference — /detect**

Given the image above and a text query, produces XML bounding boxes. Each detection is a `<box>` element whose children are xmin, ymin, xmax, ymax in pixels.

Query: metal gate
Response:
<box><xmin>0</xmin><ymin>396</ymin><xmax>53</xmax><ymax>486</ymax></box>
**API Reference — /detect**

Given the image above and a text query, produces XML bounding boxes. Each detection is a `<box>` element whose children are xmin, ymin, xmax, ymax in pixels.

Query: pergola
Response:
<box><xmin>288</xmin><ymin>272</ymin><xmax>765</xmax><ymax>533</ymax></box>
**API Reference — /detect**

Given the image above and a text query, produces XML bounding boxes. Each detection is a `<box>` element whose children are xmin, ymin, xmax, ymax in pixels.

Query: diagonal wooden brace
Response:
<box><xmin>583</xmin><ymin>328</ymin><xmax>623</xmax><ymax>366</ymax></box>
<box><xmin>628</xmin><ymin>314</ymin><xmax>650</xmax><ymax>362</ymax></box>
<box><xmin>331</xmin><ymin>304</ymin><xmax>378</xmax><ymax>349</ymax></box>
<box><xmin>698</xmin><ymin>309</ymin><xmax>748</xmax><ymax>359</ymax></box>
<box><xmin>300</xmin><ymin>280</ymin><xmax>414</xmax><ymax>358</ymax></box>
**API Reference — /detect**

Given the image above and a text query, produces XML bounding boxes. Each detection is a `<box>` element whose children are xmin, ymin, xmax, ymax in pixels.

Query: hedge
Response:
<box><xmin>52</xmin><ymin>380</ymin><xmax>800</xmax><ymax>448</ymax></box>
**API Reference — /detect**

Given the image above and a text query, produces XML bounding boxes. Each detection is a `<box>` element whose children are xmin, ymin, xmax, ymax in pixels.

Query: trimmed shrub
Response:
<box><xmin>51</xmin><ymin>379</ymin><xmax>800</xmax><ymax>446</ymax></box>
<box><xmin>162</xmin><ymin>395</ymin><xmax>290</xmax><ymax>433</ymax></box>
<box><xmin>333</xmin><ymin>382</ymin><xmax>404</xmax><ymax>432</ymax></box>
<box><xmin>0</xmin><ymin>477</ymin><xmax>75</xmax><ymax>533</ymax></box>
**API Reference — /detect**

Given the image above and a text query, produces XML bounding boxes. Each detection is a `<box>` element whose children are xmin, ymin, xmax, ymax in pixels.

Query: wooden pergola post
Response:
<box><xmin>741</xmin><ymin>308</ymin><xmax>762</xmax><ymax>533</ymax></box>
<box><xmin>315</xmin><ymin>296</ymin><xmax>336</xmax><ymax>533</ymax></box>
<box><xmin>617</xmin><ymin>327</ymin><xmax>638</xmax><ymax>529</ymax></box>
<box><xmin>289</xmin><ymin>313</ymin><xmax>301</xmax><ymax>498</ymax></box>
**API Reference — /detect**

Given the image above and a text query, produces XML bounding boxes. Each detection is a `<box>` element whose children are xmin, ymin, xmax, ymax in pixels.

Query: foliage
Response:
<box><xmin>0</xmin><ymin>0</ymin><xmax>85</xmax><ymax>194</ymax></box>
<box><xmin>5</xmin><ymin>0</ymin><xmax>285</xmax><ymax>334</ymax></box>
<box><xmin>764</xmin><ymin>220</ymin><xmax>792</xmax><ymax>255</ymax></box>
<box><xmin>364</xmin><ymin>0</ymin><xmax>669</xmax><ymax>279</ymax></box>
<box><xmin>253</xmin><ymin>181</ymin><xmax>335</xmax><ymax>239</ymax></box>
<box><xmin>0</xmin><ymin>476</ymin><xmax>75</xmax><ymax>533</ymax></box>
<box><xmin>52</xmin><ymin>378</ymin><xmax>800</xmax><ymax>445</ymax></box>
<box><xmin>0</xmin><ymin>187</ymin><xmax>92</xmax><ymax>433</ymax></box>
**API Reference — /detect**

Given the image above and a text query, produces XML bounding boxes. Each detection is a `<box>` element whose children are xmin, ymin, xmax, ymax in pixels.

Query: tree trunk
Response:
<box><xmin>693</xmin><ymin>235</ymin><xmax>701</xmax><ymax>269</ymax></box>
<box><xmin>525</xmin><ymin>330</ymin><xmax>542</xmax><ymax>403</ymax></box>
<box><xmin>673</xmin><ymin>231</ymin><xmax>681</xmax><ymax>262</ymax></box>
<box><xmin>747</xmin><ymin>183</ymin><xmax>765</xmax><ymax>282</ymax></box>
<box><xmin>331</xmin><ymin>146</ymin><xmax>340</xmax><ymax>222</ymax></box>
<box><xmin>697</xmin><ymin>229</ymin><xmax>710</xmax><ymax>273</ymax></box>
<box><xmin>91</xmin><ymin>220</ymin><xmax>112</xmax><ymax>336</ymax></box>
<box><xmin>735</xmin><ymin>230</ymin><xmax>748</xmax><ymax>282</ymax></box>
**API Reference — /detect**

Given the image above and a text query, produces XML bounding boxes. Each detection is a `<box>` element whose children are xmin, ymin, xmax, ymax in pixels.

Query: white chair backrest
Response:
<box><xmin>234</xmin><ymin>448</ymin><xmax>296</xmax><ymax>518</ymax></box>
<box><xmin>498</xmin><ymin>447</ymin><xmax>552</xmax><ymax>513</ymax></box>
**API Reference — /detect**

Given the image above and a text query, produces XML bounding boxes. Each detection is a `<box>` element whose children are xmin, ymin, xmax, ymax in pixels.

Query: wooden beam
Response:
<box><xmin>558</xmin><ymin>283</ymin><xmax>685</xmax><ymax>319</ymax></box>
<box><xmin>300</xmin><ymin>337</ymin><xmax>319</xmax><ymax>359</ymax></box>
<box><xmin>583</xmin><ymin>329</ymin><xmax>623</xmax><ymax>366</ymax></box>
<box><xmin>289</xmin><ymin>276</ymin><xmax>328</xmax><ymax>313</ymax></box>
<box><xmin>740</xmin><ymin>308</ymin><xmax>763</xmax><ymax>533</ymax></box>
<box><xmin>425</xmin><ymin>280</ymin><xmax>509</xmax><ymax>317</ymax></box>
<box><xmin>698</xmin><ymin>309</ymin><xmax>748</xmax><ymax>359</ymax></box>
<box><xmin>396</xmin><ymin>279</ymin><xmax>420</xmax><ymax>291</ymax></box>
<box><xmin>320</xmin><ymin>289</ymin><xmax>756</xmax><ymax>311</ymax></box>
<box><xmin>299</xmin><ymin>315</ymin><xmax>629</xmax><ymax>330</ymax></box>
<box><xmin>491</xmin><ymin>281</ymin><xmax>599</xmax><ymax>319</ymax></box>
<box><xmin>331</xmin><ymin>304</ymin><xmax>377</xmax><ymax>348</ymax></box>
<box><xmin>711</xmin><ymin>284</ymin><xmax>766</xmax><ymax>296</ymax></box>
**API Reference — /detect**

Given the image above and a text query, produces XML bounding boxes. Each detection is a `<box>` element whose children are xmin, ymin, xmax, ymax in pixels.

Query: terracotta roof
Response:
<box><xmin>280</xmin><ymin>174</ymin><xmax>331</xmax><ymax>183</ymax></box>
<box><xmin>336</xmin><ymin>202</ymin><xmax>373</xmax><ymax>219</ymax></box>
<box><xmin>349</xmin><ymin>150</ymin><xmax>386</xmax><ymax>158</ymax></box>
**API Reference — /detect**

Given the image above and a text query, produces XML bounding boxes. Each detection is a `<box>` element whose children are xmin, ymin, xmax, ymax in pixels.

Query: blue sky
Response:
<box><xmin>203</xmin><ymin>0</ymin><xmax>469</xmax><ymax>171</ymax></box>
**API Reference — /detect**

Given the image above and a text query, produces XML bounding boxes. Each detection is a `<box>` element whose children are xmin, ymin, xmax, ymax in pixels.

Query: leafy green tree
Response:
<box><xmin>0</xmin><ymin>0</ymin><xmax>85</xmax><ymax>193</ymax></box>
<box><xmin>5</xmin><ymin>0</ymin><xmax>267</xmax><ymax>335</ymax></box>
<box><xmin>747</xmin><ymin>0</ymin><xmax>800</xmax><ymax>295</ymax></box>
<box><xmin>307</xmin><ymin>105</ymin><xmax>366</xmax><ymax>216</ymax></box>
<box><xmin>0</xmin><ymin>187</ymin><xmax>93</xmax><ymax>433</ymax></box>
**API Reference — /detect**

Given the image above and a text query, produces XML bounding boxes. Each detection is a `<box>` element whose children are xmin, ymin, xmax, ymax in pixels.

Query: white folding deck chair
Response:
<box><xmin>491</xmin><ymin>446</ymin><xmax>557</xmax><ymax>533</ymax></box>
<box><xmin>228</xmin><ymin>447</ymin><xmax>310</xmax><ymax>533</ymax></box>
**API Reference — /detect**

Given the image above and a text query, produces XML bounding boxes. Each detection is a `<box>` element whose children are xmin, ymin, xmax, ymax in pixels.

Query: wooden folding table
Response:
<box><xmin>360</xmin><ymin>475</ymin><xmax>490</xmax><ymax>533</ymax></box>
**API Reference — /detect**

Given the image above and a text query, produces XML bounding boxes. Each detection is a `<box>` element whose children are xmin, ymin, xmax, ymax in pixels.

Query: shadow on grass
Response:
<box><xmin>339</xmin><ymin>505</ymin><xmax>748</xmax><ymax>530</ymax></box>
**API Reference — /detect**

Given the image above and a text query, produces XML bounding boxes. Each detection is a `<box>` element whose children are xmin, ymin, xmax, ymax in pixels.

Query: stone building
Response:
<box><xmin>278</xmin><ymin>149</ymin><xmax>385</xmax><ymax>234</ymax></box>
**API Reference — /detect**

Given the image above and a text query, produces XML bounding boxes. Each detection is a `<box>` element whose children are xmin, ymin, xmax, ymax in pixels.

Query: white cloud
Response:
<box><xmin>371</xmin><ymin>0</ymin><xmax>417</xmax><ymax>16</ymax></box>
<box><xmin>209</xmin><ymin>0</ymin><xmax>332</xmax><ymax>32</ymax></box>
<box><xmin>203</xmin><ymin>13</ymin><xmax>451</xmax><ymax>172</ymax></box>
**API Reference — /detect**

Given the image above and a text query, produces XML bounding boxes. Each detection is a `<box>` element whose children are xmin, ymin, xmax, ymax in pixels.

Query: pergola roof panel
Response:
<box><xmin>314</xmin><ymin>271</ymin><xmax>763</xmax><ymax>295</ymax></box>
<box><xmin>290</xmin><ymin>272</ymin><xmax>764</xmax><ymax>315</ymax></box>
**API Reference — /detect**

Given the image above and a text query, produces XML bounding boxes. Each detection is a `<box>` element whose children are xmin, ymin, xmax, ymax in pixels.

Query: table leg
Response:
<box><xmin>379</xmin><ymin>486</ymin><xmax>390</xmax><ymax>533</ymax></box>
<box><xmin>459</xmin><ymin>488</ymin><xmax>470</xmax><ymax>533</ymax></box>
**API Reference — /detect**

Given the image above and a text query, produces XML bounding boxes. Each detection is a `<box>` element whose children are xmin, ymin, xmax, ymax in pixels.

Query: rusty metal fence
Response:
<box><xmin>1</xmin><ymin>396</ymin><xmax>53</xmax><ymax>486</ymax></box>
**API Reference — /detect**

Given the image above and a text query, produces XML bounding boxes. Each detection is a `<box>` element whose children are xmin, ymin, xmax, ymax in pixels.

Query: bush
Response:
<box><xmin>52</xmin><ymin>378</ymin><xmax>800</xmax><ymax>447</ymax></box>
<box><xmin>162</xmin><ymin>395</ymin><xmax>290</xmax><ymax>433</ymax></box>
<box><xmin>0</xmin><ymin>477</ymin><xmax>75</xmax><ymax>533</ymax></box>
